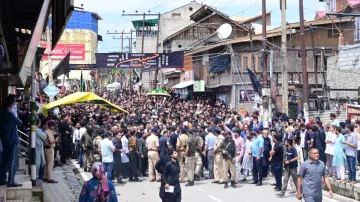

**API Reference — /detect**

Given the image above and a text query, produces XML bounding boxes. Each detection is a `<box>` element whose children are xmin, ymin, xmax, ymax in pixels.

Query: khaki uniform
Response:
<box><xmin>93</xmin><ymin>136</ymin><xmax>102</xmax><ymax>162</ymax></box>
<box><xmin>44</xmin><ymin>129</ymin><xmax>56</xmax><ymax>180</ymax></box>
<box><xmin>214</xmin><ymin>134</ymin><xmax>224</xmax><ymax>182</ymax></box>
<box><xmin>185</xmin><ymin>134</ymin><xmax>200</xmax><ymax>182</ymax></box>
<box><xmin>221</xmin><ymin>140</ymin><xmax>237</xmax><ymax>183</ymax></box>
<box><xmin>176</xmin><ymin>133</ymin><xmax>188</xmax><ymax>181</ymax></box>
<box><xmin>146</xmin><ymin>134</ymin><xmax>161</xmax><ymax>181</ymax></box>
<box><xmin>194</xmin><ymin>136</ymin><xmax>203</xmax><ymax>176</ymax></box>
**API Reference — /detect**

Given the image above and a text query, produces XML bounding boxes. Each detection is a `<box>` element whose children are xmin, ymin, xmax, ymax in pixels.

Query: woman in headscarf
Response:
<box><xmin>79</xmin><ymin>162</ymin><xmax>118</xmax><ymax>202</ymax></box>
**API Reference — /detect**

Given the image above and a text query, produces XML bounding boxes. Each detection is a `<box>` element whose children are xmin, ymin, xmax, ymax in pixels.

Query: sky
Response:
<box><xmin>75</xmin><ymin>0</ymin><xmax>325</xmax><ymax>53</ymax></box>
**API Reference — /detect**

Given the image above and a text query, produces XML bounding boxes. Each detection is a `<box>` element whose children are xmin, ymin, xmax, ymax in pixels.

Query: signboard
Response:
<box><xmin>95</xmin><ymin>52</ymin><xmax>184</xmax><ymax>69</ymax></box>
<box><xmin>43</xmin><ymin>83</ymin><xmax>60</xmax><ymax>98</ymax></box>
<box><xmin>193</xmin><ymin>80</ymin><xmax>205</xmax><ymax>92</ymax></box>
<box><xmin>70</xmin><ymin>64</ymin><xmax>96</xmax><ymax>69</ymax></box>
<box><xmin>39</xmin><ymin>43</ymin><xmax>85</xmax><ymax>60</ymax></box>
<box><xmin>346</xmin><ymin>105</ymin><xmax>360</xmax><ymax>120</ymax></box>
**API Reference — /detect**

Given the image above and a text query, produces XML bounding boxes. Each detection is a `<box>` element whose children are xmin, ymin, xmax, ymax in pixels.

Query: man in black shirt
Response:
<box><xmin>276</xmin><ymin>139</ymin><xmax>299</xmax><ymax>198</ymax></box>
<box><xmin>159</xmin><ymin>149</ymin><xmax>181</xmax><ymax>202</ymax></box>
<box><xmin>269</xmin><ymin>134</ymin><xmax>283</xmax><ymax>191</ymax></box>
<box><xmin>169</xmin><ymin>127</ymin><xmax>178</xmax><ymax>151</ymax></box>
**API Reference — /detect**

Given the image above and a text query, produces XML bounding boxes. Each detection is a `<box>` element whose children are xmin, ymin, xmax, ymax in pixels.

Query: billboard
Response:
<box><xmin>346</xmin><ymin>105</ymin><xmax>360</xmax><ymax>120</ymax></box>
<box><xmin>39</xmin><ymin>43</ymin><xmax>85</xmax><ymax>60</ymax></box>
<box><xmin>95</xmin><ymin>52</ymin><xmax>184</xmax><ymax>69</ymax></box>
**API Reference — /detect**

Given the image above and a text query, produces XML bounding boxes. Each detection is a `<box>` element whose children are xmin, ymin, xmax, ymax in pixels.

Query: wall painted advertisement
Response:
<box><xmin>346</xmin><ymin>105</ymin><xmax>360</xmax><ymax>120</ymax></box>
<box><xmin>39</xmin><ymin>43</ymin><xmax>85</xmax><ymax>60</ymax></box>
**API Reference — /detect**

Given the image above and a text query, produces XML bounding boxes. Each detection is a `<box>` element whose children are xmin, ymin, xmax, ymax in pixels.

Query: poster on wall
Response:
<box><xmin>346</xmin><ymin>105</ymin><xmax>360</xmax><ymax>120</ymax></box>
<box><xmin>95</xmin><ymin>52</ymin><xmax>184</xmax><ymax>69</ymax></box>
<box><xmin>239</xmin><ymin>90</ymin><xmax>249</xmax><ymax>103</ymax></box>
<box><xmin>39</xmin><ymin>43</ymin><xmax>85</xmax><ymax>60</ymax></box>
<box><xmin>193</xmin><ymin>80</ymin><xmax>205</xmax><ymax>92</ymax></box>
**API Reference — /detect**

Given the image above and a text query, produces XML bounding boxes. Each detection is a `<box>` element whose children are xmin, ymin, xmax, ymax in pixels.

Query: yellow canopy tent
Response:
<box><xmin>40</xmin><ymin>92</ymin><xmax>128</xmax><ymax>116</ymax></box>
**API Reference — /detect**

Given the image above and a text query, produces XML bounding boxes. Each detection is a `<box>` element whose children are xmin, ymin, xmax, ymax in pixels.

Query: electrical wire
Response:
<box><xmin>219</xmin><ymin>0</ymin><xmax>237</xmax><ymax>11</ymax></box>
<box><xmin>231</xmin><ymin>0</ymin><xmax>261</xmax><ymax>16</ymax></box>
<box><xmin>149</xmin><ymin>0</ymin><xmax>173</xmax><ymax>11</ymax></box>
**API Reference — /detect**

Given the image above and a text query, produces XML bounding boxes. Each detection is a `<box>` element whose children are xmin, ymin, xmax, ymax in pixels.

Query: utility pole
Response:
<box><xmin>310</xmin><ymin>26</ymin><xmax>318</xmax><ymax>87</ymax></box>
<box><xmin>250</xmin><ymin>27</ymin><xmax>255</xmax><ymax>72</ymax></box>
<box><xmin>299</xmin><ymin>0</ymin><xmax>309</xmax><ymax>120</ymax></box>
<box><xmin>46</xmin><ymin>27</ymin><xmax>53</xmax><ymax>101</ymax></box>
<box><xmin>261</xmin><ymin>0</ymin><xmax>269</xmax><ymax>128</ymax></box>
<box><xmin>30</xmin><ymin>61</ymin><xmax>37</xmax><ymax>187</ymax></box>
<box><xmin>281</xmin><ymin>0</ymin><xmax>288</xmax><ymax>115</ymax></box>
<box><xmin>122</xmin><ymin>12</ymin><xmax>160</xmax><ymax>93</ymax></box>
<box><xmin>154</xmin><ymin>13</ymin><xmax>161</xmax><ymax>89</ymax></box>
<box><xmin>107</xmin><ymin>31</ymin><xmax>133</xmax><ymax>52</ymax></box>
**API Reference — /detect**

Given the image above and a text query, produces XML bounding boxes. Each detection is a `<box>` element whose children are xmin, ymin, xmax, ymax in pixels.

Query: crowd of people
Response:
<box><xmin>0</xmin><ymin>87</ymin><xmax>360</xmax><ymax>202</ymax></box>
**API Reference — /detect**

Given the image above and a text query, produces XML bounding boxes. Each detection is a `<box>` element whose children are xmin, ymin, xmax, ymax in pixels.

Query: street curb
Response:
<box><xmin>323</xmin><ymin>190</ymin><xmax>359</xmax><ymax>202</ymax></box>
<box><xmin>69</xmin><ymin>160</ymin><xmax>90</xmax><ymax>182</ymax></box>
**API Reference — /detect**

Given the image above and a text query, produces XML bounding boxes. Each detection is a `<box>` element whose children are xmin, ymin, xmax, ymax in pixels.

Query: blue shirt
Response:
<box><xmin>205</xmin><ymin>133</ymin><xmax>217</xmax><ymax>151</ymax></box>
<box><xmin>0</xmin><ymin>109</ymin><xmax>22</xmax><ymax>146</ymax></box>
<box><xmin>100</xmin><ymin>139</ymin><xmax>114</xmax><ymax>163</ymax></box>
<box><xmin>159</xmin><ymin>136</ymin><xmax>169</xmax><ymax>157</ymax></box>
<box><xmin>169</xmin><ymin>133</ymin><xmax>178</xmax><ymax>150</ymax></box>
<box><xmin>252</xmin><ymin>135</ymin><xmax>264</xmax><ymax>157</ymax></box>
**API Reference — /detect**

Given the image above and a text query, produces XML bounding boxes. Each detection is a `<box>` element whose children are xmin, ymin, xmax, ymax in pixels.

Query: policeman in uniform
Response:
<box><xmin>184</xmin><ymin>129</ymin><xmax>200</xmax><ymax>187</ymax></box>
<box><xmin>44</xmin><ymin>122</ymin><xmax>59</xmax><ymax>183</ymax></box>
<box><xmin>146</xmin><ymin>128</ymin><xmax>161</xmax><ymax>182</ymax></box>
<box><xmin>93</xmin><ymin>129</ymin><xmax>104</xmax><ymax>162</ymax></box>
<box><xmin>213</xmin><ymin>127</ymin><xmax>224</xmax><ymax>184</ymax></box>
<box><xmin>176</xmin><ymin>128</ymin><xmax>188</xmax><ymax>183</ymax></box>
<box><xmin>194</xmin><ymin>130</ymin><xmax>203</xmax><ymax>181</ymax></box>
<box><xmin>221</xmin><ymin>131</ymin><xmax>237</xmax><ymax>188</ymax></box>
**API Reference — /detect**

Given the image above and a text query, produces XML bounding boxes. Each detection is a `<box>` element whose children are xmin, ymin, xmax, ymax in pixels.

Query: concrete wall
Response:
<box><xmin>327</xmin><ymin>44</ymin><xmax>360</xmax><ymax>98</ymax></box>
<box><xmin>135</xmin><ymin>1</ymin><xmax>201</xmax><ymax>53</ymax></box>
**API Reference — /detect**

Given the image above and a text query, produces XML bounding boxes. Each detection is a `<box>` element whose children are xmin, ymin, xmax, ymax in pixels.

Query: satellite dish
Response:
<box><xmin>218</xmin><ymin>23</ymin><xmax>232</xmax><ymax>40</ymax></box>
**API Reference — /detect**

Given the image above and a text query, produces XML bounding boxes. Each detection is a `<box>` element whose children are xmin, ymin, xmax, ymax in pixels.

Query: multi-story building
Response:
<box><xmin>39</xmin><ymin>10</ymin><xmax>102</xmax><ymax>82</ymax></box>
<box><xmin>184</xmin><ymin>18</ymin><xmax>354</xmax><ymax>113</ymax></box>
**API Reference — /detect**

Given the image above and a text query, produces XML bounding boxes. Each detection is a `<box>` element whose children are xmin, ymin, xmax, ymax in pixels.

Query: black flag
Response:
<box><xmin>247</xmin><ymin>67</ymin><xmax>262</xmax><ymax>96</ymax></box>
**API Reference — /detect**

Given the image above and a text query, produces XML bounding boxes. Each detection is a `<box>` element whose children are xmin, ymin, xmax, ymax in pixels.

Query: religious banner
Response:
<box><xmin>95</xmin><ymin>52</ymin><xmax>184</xmax><ymax>69</ymax></box>
<box><xmin>346</xmin><ymin>105</ymin><xmax>360</xmax><ymax>120</ymax></box>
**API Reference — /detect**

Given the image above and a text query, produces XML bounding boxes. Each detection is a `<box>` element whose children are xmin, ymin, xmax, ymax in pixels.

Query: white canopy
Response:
<box><xmin>172</xmin><ymin>80</ymin><xmax>194</xmax><ymax>89</ymax></box>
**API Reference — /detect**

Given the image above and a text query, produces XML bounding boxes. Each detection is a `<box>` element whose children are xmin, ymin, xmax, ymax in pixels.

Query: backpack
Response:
<box><xmin>86</xmin><ymin>135</ymin><xmax>94</xmax><ymax>150</ymax></box>
<box><xmin>93</xmin><ymin>136</ymin><xmax>101</xmax><ymax>154</ymax></box>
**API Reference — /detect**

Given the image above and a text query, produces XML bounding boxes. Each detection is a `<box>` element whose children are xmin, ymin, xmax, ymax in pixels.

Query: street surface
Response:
<box><xmin>74</xmin><ymin>162</ymin><xmax>336</xmax><ymax>202</ymax></box>
<box><xmin>112</xmin><ymin>177</ymin><xmax>338</xmax><ymax>202</ymax></box>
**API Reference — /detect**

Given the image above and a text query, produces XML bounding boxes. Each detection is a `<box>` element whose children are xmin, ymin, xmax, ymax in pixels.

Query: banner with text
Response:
<box><xmin>95</xmin><ymin>52</ymin><xmax>184</xmax><ymax>69</ymax></box>
<box><xmin>346</xmin><ymin>105</ymin><xmax>360</xmax><ymax>120</ymax></box>
<box><xmin>40</xmin><ymin>43</ymin><xmax>85</xmax><ymax>60</ymax></box>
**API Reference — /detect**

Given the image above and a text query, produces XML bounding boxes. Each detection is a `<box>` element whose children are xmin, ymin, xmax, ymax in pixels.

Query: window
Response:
<box><xmin>327</xmin><ymin>0</ymin><xmax>337</xmax><ymax>12</ymax></box>
<box><xmin>355</xmin><ymin>18</ymin><xmax>360</xmax><ymax>41</ymax></box>
<box><xmin>189</xmin><ymin>7</ymin><xmax>193</xmax><ymax>11</ymax></box>
<box><xmin>243</xmin><ymin>56</ymin><xmax>248</xmax><ymax>70</ymax></box>
<box><xmin>332</xmin><ymin>0</ymin><xmax>336</xmax><ymax>11</ymax></box>
<box><xmin>172</xmin><ymin>13</ymin><xmax>181</xmax><ymax>19</ymax></box>
<box><xmin>343</xmin><ymin>0</ymin><xmax>347</xmax><ymax>5</ymax></box>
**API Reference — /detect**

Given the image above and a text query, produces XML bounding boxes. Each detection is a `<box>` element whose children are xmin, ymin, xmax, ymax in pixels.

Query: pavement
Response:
<box><xmin>69</xmin><ymin>160</ymin><xmax>350</xmax><ymax>202</ymax></box>
<box><xmin>42</xmin><ymin>165</ymin><xmax>82</xmax><ymax>202</ymax></box>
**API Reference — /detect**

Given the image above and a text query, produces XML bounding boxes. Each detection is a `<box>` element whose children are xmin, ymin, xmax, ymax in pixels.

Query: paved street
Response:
<box><xmin>72</xmin><ymin>159</ymin><xmax>337</xmax><ymax>202</ymax></box>
<box><xmin>111</xmin><ymin>177</ymin><xmax>338</xmax><ymax>202</ymax></box>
